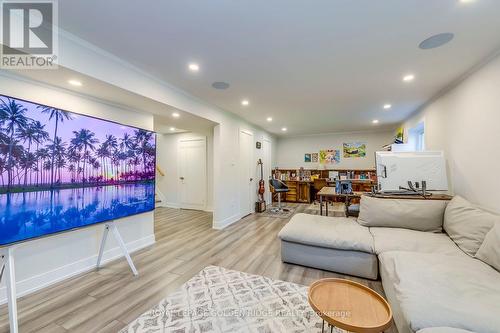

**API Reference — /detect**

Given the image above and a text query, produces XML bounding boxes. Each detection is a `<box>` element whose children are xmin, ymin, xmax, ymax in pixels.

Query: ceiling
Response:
<box><xmin>5</xmin><ymin>67</ymin><xmax>217</xmax><ymax>134</ymax></box>
<box><xmin>56</xmin><ymin>0</ymin><xmax>500</xmax><ymax>135</ymax></box>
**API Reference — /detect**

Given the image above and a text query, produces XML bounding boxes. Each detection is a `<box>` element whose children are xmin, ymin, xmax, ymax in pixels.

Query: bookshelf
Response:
<box><xmin>271</xmin><ymin>168</ymin><xmax>377</xmax><ymax>203</ymax></box>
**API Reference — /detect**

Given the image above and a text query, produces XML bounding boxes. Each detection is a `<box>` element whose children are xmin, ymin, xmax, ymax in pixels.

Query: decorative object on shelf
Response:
<box><xmin>394</xmin><ymin>127</ymin><xmax>405</xmax><ymax>144</ymax></box>
<box><xmin>328</xmin><ymin>170</ymin><xmax>339</xmax><ymax>180</ymax></box>
<box><xmin>319</xmin><ymin>149</ymin><xmax>340</xmax><ymax>164</ymax></box>
<box><xmin>304</xmin><ymin>153</ymin><xmax>312</xmax><ymax>162</ymax></box>
<box><xmin>311</xmin><ymin>153</ymin><xmax>319</xmax><ymax>163</ymax></box>
<box><xmin>256</xmin><ymin>141</ymin><xmax>262</xmax><ymax>149</ymax></box>
<box><xmin>343</xmin><ymin>142</ymin><xmax>367</xmax><ymax>158</ymax></box>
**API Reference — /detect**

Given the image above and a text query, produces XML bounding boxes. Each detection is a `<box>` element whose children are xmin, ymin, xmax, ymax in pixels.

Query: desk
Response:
<box><xmin>317</xmin><ymin>187</ymin><xmax>365</xmax><ymax>216</ymax></box>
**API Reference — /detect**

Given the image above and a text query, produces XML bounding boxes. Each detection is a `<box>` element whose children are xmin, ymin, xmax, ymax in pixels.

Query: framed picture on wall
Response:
<box><xmin>304</xmin><ymin>153</ymin><xmax>312</xmax><ymax>162</ymax></box>
<box><xmin>311</xmin><ymin>153</ymin><xmax>319</xmax><ymax>163</ymax></box>
<box><xmin>343</xmin><ymin>142</ymin><xmax>367</xmax><ymax>158</ymax></box>
<box><xmin>319</xmin><ymin>149</ymin><xmax>340</xmax><ymax>164</ymax></box>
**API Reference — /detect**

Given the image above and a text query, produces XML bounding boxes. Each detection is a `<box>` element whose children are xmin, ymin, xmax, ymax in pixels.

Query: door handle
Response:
<box><xmin>250</xmin><ymin>178</ymin><xmax>253</xmax><ymax>182</ymax></box>
<box><xmin>180</xmin><ymin>177</ymin><xmax>185</xmax><ymax>180</ymax></box>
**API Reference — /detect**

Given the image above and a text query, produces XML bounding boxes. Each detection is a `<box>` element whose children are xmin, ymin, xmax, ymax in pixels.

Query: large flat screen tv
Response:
<box><xmin>0</xmin><ymin>94</ymin><xmax>156</xmax><ymax>246</ymax></box>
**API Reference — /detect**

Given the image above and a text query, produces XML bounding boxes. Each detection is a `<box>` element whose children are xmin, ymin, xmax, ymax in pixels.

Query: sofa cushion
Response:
<box><xmin>358</xmin><ymin>195</ymin><xmax>448</xmax><ymax>232</ymax></box>
<box><xmin>417</xmin><ymin>328</ymin><xmax>476</xmax><ymax>333</ymax></box>
<box><xmin>379</xmin><ymin>251</ymin><xmax>500</xmax><ymax>333</ymax></box>
<box><xmin>444</xmin><ymin>196</ymin><xmax>499</xmax><ymax>256</ymax></box>
<box><xmin>475</xmin><ymin>222</ymin><xmax>500</xmax><ymax>272</ymax></box>
<box><xmin>370</xmin><ymin>227</ymin><xmax>465</xmax><ymax>256</ymax></box>
<box><xmin>278</xmin><ymin>213</ymin><xmax>374</xmax><ymax>253</ymax></box>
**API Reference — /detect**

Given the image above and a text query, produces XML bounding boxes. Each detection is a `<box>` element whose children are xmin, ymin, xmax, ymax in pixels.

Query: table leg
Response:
<box><xmin>320</xmin><ymin>195</ymin><xmax>323</xmax><ymax>216</ymax></box>
<box><xmin>326</xmin><ymin>198</ymin><xmax>329</xmax><ymax>216</ymax></box>
<box><xmin>322</xmin><ymin>320</ymin><xmax>325</xmax><ymax>333</ymax></box>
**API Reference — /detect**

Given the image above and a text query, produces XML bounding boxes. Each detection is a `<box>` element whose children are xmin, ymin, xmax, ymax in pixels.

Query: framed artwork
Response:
<box><xmin>394</xmin><ymin>127</ymin><xmax>404</xmax><ymax>144</ymax></box>
<box><xmin>304</xmin><ymin>153</ymin><xmax>312</xmax><ymax>162</ymax></box>
<box><xmin>319</xmin><ymin>149</ymin><xmax>340</xmax><ymax>164</ymax></box>
<box><xmin>311</xmin><ymin>153</ymin><xmax>319</xmax><ymax>163</ymax></box>
<box><xmin>343</xmin><ymin>142</ymin><xmax>367</xmax><ymax>158</ymax></box>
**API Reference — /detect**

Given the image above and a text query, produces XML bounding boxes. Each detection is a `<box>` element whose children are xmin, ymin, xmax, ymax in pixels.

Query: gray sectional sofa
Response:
<box><xmin>278</xmin><ymin>195</ymin><xmax>500</xmax><ymax>333</ymax></box>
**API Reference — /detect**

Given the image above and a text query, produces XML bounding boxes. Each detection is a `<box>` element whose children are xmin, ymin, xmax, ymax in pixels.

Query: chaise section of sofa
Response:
<box><xmin>379</xmin><ymin>251</ymin><xmax>500</xmax><ymax>333</ymax></box>
<box><xmin>278</xmin><ymin>213</ymin><xmax>378</xmax><ymax>279</ymax></box>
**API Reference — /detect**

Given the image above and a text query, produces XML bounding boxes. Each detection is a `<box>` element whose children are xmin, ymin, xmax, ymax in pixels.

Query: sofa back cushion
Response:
<box><xmin>358</xmin><ymin>195</ymin><xmax>448</xmax><ymax>232</ymax></box>
<box><xmin>475</xmin><ymin>222</ymin><xmax>500</xmax><ymax>271</ymax></box>
<box><xmin>443</xmin><ymin>195</ymin><xmax>498</xmax><ymax>256</ymax></box>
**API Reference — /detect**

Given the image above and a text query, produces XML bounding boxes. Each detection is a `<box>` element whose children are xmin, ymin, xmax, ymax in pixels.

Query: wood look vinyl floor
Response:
<box><xmin>0</xmin><ymin>204</ymin><xmax>398</xmax><ymax>333</ymax></box>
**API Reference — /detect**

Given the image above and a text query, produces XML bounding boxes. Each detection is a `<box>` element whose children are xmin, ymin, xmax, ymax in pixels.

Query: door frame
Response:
<box><xmin>239</xmin><ymin>129</ymin><xmax>254</xmax><ymax>217</ymax></box>
<box><xmin>262</xmin><ymin>138</ymin><xmax>272</xmax><ymax>205</ymax></box>
<box><xmin>177</xmin><ymin>136</ymin><xmax>207</xmax><ymax>211</ymax></box>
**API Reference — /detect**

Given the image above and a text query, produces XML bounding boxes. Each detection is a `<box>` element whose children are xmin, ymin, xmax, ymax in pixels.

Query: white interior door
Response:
<box><xmin>262</xmin><ymin>139</ymin><xmax>272</xmax><ymax>205</ymax></box>
<box><xmin>178</xmin><ymin>138</ymin><xmax>207</xmax><ymax>210</ymax></box>
<box><xmin>239</xmin><ymin>130</ymin><xmax>254</xmax><ymax>217</ymax></box>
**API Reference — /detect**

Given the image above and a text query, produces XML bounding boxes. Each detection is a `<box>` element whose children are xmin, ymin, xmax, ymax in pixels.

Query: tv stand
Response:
<box><xmin>96</xmin><ymin>222</ymin><xmax>139</xmax><ymax>276</ymax></box>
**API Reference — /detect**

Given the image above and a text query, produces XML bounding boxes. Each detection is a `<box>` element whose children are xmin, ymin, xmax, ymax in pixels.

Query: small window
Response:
<box><xmin>409</xmin><ymin>122</ymin><xmax>425</xmax><ymax>151</ymax></box>
<box><xmin>416</xmin><ymin>129</ymin><xmax>425</xmax><ymax>151</ymax></box>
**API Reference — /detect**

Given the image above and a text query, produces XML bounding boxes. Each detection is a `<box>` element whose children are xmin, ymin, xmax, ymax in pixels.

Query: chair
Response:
<box><xmin>313</xmin><ymin>178</ymin><xmax>327</xmax><ymax>205</ymax></box>
<box><xmin>269</xmin><ymin>179</ymin><xmax>289</xmax><ymax>212</ymax></box>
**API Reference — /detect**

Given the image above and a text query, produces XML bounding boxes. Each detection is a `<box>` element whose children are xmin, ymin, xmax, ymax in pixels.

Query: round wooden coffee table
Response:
<box><xmin>308</xmin><ymin>278</ymin><xmax>392</xmax><ymax>333</ymax></box>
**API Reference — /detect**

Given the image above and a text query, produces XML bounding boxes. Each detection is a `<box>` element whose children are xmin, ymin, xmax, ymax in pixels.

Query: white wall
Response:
<box><xmin>212</xmin><ymin>123</ymin><xmax>275</xmax><ymax>228</ymax></box>
<box><xmin>156</xmin><ymin>130</ymin><xmax>214</xmax><ymax>211</ymax></box>
<box><xmin>402</xmin><ymin>53</ymin><xmax>500</xmax><ymax>213</ymax></box>
<box><xmin>276</xmin><ymin>131</ymin><xmax>394</xmax><ymax>170</ymax></box>
<box><xmin>0</xmin><ymin>74</ymin><xmax>155</xmax><ymax>304</ymax></box>
<box><xmin>56</xmin><ymin>31</ymin><xmax>277</xmax><ymax>229</ymax></box>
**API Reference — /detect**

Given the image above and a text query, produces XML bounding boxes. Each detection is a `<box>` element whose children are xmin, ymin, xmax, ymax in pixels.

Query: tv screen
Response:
<box><xmin>0</xmin><ymin>94</ymin><xmax>156</xmax><ymax>246</ymax></box>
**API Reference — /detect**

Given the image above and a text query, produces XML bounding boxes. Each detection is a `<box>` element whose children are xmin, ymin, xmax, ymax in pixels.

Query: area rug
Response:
<box><xmin>119</xmin><ymin>266</ymin><xmax>343</xmax><ymax>333</ymax></box>
<box><xmin>258</xmin><ymin>205</ymin><xmax>296</xmax><ymax>219</ymax></box>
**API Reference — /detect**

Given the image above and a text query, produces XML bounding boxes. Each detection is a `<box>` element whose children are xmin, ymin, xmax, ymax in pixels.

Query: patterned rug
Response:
<box><xmin>305</xmin><ymin>203</ymin><xmax>346</xmax><ymax>217</ymax></box>
<box><xmin>258</xmin><ymin>205</ymin><xmax>296</xmax><ymax>219</ymax></box>
<box><xmin>119</xmin><ymin>266</ymin><xmax>342</xmax><ymax>333</ymax></box>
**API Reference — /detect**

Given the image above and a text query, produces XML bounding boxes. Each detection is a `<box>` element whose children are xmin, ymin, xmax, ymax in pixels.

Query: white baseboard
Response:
<box><xmin>163</xmin><ymin>201</ymin><xmax>179</xmax><ymax>209</ymax></box>
<box><xmin>213</xmin><ymin>212</ymin><xmax>243</xmax><ymax>230</ymax></box>
<box><xmin>0</xmin><ymin>234</ymin><xmax>155</xmax><ymax>305</ymax></box>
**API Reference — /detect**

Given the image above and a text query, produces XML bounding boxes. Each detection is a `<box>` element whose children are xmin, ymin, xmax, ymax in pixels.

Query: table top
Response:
<box><xmin>317</xmin><ymin>186</ymin><xmax>365</xmax><ymax>197</ymax></box>
<box><xmin>308</xmin><ymin>278</ymin><xmax>392</xmax><ymax>333</ymax></box>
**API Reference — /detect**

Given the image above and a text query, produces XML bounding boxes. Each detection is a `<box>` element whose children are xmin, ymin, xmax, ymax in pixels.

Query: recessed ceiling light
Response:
<box><xmin>372</xmin><ymin>119</ymin><xmax>380</xmax><ymax>124</ymax></box>
<box><xmin>459</xmin><ymin>0</ymin><xmax>475</xmax><ymax>3</ymax></box>
<box><xmin>68</xmin><ymin>79</ymin><xmax>82</xmax><ymax>86</ymax></box>
<box><xmin>172</xmin><ymin>112</ymin><xmax>180</xmax><ymax>118</ymax></box>
<box><xmin>267</xmin><ymin>117</ymin><xmax>273</xmax><ymax>122</ymax></box>
<box><xmin>281</xmin><ymin>127</ymin><xmax>287</xmax><ymax>132</ymax></box>
<box><xmin>241</xmin><ymin>100</ymin><xmax>249</xmax><ymax>106</ymax></box>
<box><xmin>188</xmin><ymin>63</ymin><xmax>199</xmax><ymax>72</ymax></box>
<box><xmin>419</xmin><ymin>33</ymin><xmax>454</xmax><ymax>50</ymax></box>
<box><xmin>170</xmin><ymin>127</ymin><xmax>176</xmax><ymax>131</ymax></box>
<box><xmin>383</xmin><ymin>104</ymin><xmax>392</xmax><ymax>110</ymax></box>
<box><xmin>212</xmin><ymin>81</ymin><xmax>230</xmax><ymax>90</ymax></box>
<box><xmin>403</xmin><ymin>74</ymin><xmax>415</xmax><ymax>82</ymax></box>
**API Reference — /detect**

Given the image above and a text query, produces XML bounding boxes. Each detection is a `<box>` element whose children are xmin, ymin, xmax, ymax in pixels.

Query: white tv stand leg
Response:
<box><xmin>0</xmin><ymin>247</ymin><xmax>19</xmax><ymax>333</ymax></box>
<box><xmin>96</xmin><ymin>222</ymin><xmax>138</xmax><ymax>276</ymax></box>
